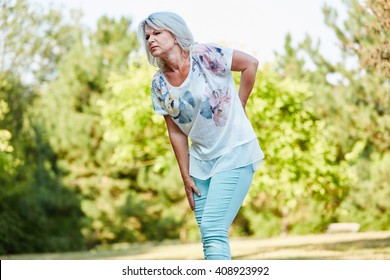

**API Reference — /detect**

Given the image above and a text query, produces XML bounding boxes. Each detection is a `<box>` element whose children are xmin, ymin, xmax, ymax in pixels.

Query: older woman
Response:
<box><xmin>138</xmin><ymin>12</ymin><xmax>264</xmax><ymax>260</ymax></box>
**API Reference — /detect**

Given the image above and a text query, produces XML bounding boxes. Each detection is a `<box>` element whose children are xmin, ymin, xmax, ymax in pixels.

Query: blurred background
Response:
<box><xmin>0</xmin><ymin>0</ymin><xmax>389</xmax><ymax>256</ymax></box>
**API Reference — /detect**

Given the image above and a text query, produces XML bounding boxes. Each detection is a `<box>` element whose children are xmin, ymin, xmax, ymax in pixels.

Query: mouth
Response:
<box><xmin>150</xmin><ymin>46</ymin><xmax>158</xmax><ymax>51</ymax></box>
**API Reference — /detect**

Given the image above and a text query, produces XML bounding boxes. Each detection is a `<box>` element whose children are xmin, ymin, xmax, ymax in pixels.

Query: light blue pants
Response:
<box><xmin>192</xmin><ymin>165</ymin><xmax>254</xmax><ymax>260</ymax></box>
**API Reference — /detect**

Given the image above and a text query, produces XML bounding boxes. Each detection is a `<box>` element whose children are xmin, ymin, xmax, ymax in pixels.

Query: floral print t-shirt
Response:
<box><xmin>151</xmin><ymin>43</ymin><xmax>264</xmax><ymax>179</ymax></box>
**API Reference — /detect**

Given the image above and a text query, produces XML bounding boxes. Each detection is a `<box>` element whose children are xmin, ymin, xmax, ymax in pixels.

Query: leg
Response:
<box><xmin>192</xmin><ymin>176</ymin><xmax>210</xmax><ymax>258</ymax></box>
<box><xmin>195</xmin><ymin>165</ymin><xmax>254</xmax><ymax>260</ymax></box>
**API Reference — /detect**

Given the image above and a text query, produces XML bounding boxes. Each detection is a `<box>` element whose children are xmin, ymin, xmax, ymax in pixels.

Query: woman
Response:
<box><xmin>138</xmin><ymin>12</ymin><xmax>264</xmax><ymax>260</ymax></box>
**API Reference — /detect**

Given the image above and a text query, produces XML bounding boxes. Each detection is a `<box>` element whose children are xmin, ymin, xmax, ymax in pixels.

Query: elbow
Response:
<box><xmin>252</xmin><ymin>57</ymin><xmax>259</xmax><ymax>70</ymax></box>
<box><xmin>242</xmin><ymin>57</ymin><xmax>258</xmax><ymax>74</ymax></box>
<box><xmin>244</xmin><ymin>56</ymin><xmax>259</xmax><ymax>73</ymax></box>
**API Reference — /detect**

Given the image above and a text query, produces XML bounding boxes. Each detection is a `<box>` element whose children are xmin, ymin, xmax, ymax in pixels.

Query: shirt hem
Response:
<box><xmin>190</xmin><ymin>157</ymin><xmax>264</xmax><ymax>180</ymax></box>
<box><xmin>189</xmin><ymin>136</ymin><xmax>259</xmax><ymax>161</ymax></box>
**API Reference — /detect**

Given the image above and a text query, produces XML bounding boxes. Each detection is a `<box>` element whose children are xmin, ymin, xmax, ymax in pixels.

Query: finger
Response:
<box><xmin>186</xmin><ymin>192</ymin><xmax>195</xmax><ymax>211</ymax></box>
<box><xmin>192</xmin><ymin>185</ymin><xmax>201</xmax><ymax>197</ymax></box>
<box><xmin>185</xmin><ymin>188</ymin><xmax>195</xmax><ymax>210</ymax></box>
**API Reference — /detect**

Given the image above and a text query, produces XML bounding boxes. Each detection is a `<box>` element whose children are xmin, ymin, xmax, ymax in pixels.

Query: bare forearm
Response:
<box><xmin>238</xmin><ymin>60</ymin><xmax>258</xmax><ymax>108</ymax></box>
<box><xmin>231</xmin><ymin>50</ymin><xmax>259</xmax><ymax>109</ymax></box>
<box><xmin>165</xmin><ymin>118</ymin><xmax>200</xmax><ymax>210</ymax></box>
<box><xmin>168</xmin><ymin>130</ymin><xmax>191</xmax><ymax>181</ymax></box>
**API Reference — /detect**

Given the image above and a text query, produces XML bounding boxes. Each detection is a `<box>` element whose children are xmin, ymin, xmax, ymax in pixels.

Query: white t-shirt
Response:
<box><xmin>151</xmin><ymin>43</ymin><xmax>264</xmax><ymax>179</ymax></box>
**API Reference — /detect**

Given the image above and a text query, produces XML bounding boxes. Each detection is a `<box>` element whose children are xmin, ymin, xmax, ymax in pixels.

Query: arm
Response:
<box><xmin>231</xmin><ymin>50</ymin><xmax>259</xmax><ymax>109</ymax></box>
<box><xmin>164</xmin><ymin>115</ymin><xmax>200</xmax><ymax>210</ymax></box>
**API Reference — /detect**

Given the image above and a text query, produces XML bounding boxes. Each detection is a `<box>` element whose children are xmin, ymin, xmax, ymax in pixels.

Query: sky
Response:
<box><xmin>32</xmin><ymin>0</ymin><xmax>347</xmax><ymax>63</ymax></box>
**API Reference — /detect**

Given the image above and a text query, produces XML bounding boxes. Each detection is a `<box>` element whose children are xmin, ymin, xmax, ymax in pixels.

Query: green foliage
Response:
<box><xmin>241</xmin><ymin>68</ymin><xmax>353</xmax><ymax>236</ymax></box>
<box><xmin>323</xmin><ymin>0</ymin><xmax>390</xmax><ymax>77</ymax></box>
<box><xmin>0</xmin><ymin>72</ymin><xmax>85</xmax><ymax>254</ymax></box>
<box><xmin>0</xmin><ymin>96</ymin><xmax>18</xmax><ymax>176</ymax></box>
<box><xmin>337</xmin><ymin>153</ymin><xmax>390</xmax><ymax>230</ymax></box>
<box><xmin>274</xmin><ymin>0</ymin><xmax>390</xmax><ymax>232</ymax></box>
<box><xmin>0</xmin><ymin>0</ymin><xmax>80</xmax><ymax>83</ymax></box>
<box><xmin>0</xmin><ymin>0</ymin><xmax>85</xmax><ymax>254</ymax></box>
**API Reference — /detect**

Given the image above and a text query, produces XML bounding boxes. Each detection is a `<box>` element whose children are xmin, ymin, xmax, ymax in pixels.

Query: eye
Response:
<box><xmin>145</xmin><ymin>34</ymin><xmax>150</xmax><ymax>40</ymax></box>
<box><xmin>154</xmin><ymin>31</ymin><xmax>161</xmax><ymax>35</ymax></box>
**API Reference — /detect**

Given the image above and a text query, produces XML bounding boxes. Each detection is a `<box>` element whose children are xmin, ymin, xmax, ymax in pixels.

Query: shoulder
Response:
<box><xmin>192</xmin><ymin>43</ymin><xmax>226</xmax><ymax>56</ymax></box>
<box><xmin>151</xmin><ymin>70</ymin><xmax>167</xmax><ymax>94</ymax></box>
<box><xmin>192</xmin><ymin>43</ymin><xmax>233</xmax><ymax>75</ymax></box>
<box><xmin>152</xmin><ymin>69</ymin><xmax>163</xmax><ymax>81</ymax></box>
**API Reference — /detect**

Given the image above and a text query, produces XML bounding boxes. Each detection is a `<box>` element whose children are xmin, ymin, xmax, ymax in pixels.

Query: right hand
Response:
<box><xmin>183</xmin><ymin>176</ymin><xmax>200</xmax><ymax>211</ymax></box>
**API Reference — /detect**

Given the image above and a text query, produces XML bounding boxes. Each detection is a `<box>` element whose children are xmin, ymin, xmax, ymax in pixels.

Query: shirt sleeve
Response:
<box><xmin>193</xmin><ymin>43</ymin><xmax>234</xmax><ymax>76</ymax></box>
<box><xmin>214</xmin><ymin>43</ymin><xmax>234</xmax><ymax>73</ymax></box>
<box><xmin>151</xmin><ymin>73</ymin><xmax>168</xmax><ymax>116</ymax></box>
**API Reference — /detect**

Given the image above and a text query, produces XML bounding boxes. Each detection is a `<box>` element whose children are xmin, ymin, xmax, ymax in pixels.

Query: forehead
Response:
<box><xmin>144</xmin><ymin>25</ymin><xmax>161</xmax><ymax>34</ymax></box>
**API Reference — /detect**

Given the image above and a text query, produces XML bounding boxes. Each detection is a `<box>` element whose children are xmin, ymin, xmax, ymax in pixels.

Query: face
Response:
<box><xmin>144</xmin><ymin>25</ymin><xmax>177</xmax><ymax>58</ymax></box>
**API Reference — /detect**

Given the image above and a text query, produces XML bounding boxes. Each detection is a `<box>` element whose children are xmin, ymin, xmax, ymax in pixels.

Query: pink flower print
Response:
<box><xmin>203</xmin><ymin>87</ymin><xmax>231</xmax><ymax>127</ymax></box>
<box><xmin>202</xmin><ymin>51</ymin><xmax>226</xmax><ymax>76</ymax></box>
<box><xmin>213</xmin><ymin>102</ymin><xmax>229</xmax><ymax>126</ymax></box>
<box><xmin>208</xmin><ymin>88</ymin><xmax>230</xmax><ymax>106</ymax></box>
<box><xmin>194</xmin><ymin>45</ymin><xmax>227</xmax><ymax>76</ymax></box>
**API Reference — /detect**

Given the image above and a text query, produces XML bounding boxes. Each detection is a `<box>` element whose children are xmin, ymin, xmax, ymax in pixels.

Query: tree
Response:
<box><xmin>37</xmin><ymin>15</ymin><xmax>142</xmax><ymax>247</ymax></box>
<box><xmin>0</xmin><ymin>71</ymin><xmax>85</xmax><ymax>254</ymax></box>
<box><xmin>275</xmin><ymin>0</ymin><xmax>390</xmax><ymax>231</ymax></box>
<box><xmin>324</xmin><ymin>0</ymin><xmax>390</xmax><ymax>77</ymax></box>
<box><xmin>0</xmin><ymin>94</ymin><xmax>19</xmax><ymax>191</ymax></box>
<box><xmin>240</xmin><ymin>68</ymin><xmax>353</xmax><ymax>236</ymax></box>
<box><xmin>0</xmin><ymin>0</ymin><xmax>79</xmax><ymax>83</ymax></box>
<box><xmin>0</xmin><ymin>0</ymin><xmax>85</xmax><ymax>254</ymax></box>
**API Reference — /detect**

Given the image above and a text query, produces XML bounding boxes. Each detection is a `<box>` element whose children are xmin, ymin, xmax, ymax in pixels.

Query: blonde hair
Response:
<box><xmin>138</xmin><ymin>12</ymin><xmax>195</xmax><ymax>69</ymax></box>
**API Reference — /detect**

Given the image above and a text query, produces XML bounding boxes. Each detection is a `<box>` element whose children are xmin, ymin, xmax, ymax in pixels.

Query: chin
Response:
<box><xmin>151</xmin><ymin>50</ymin><xmax>161</xmax><ymax>57</ymax></box>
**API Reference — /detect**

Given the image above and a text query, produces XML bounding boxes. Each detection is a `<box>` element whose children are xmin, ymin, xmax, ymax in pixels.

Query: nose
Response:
<box><xmin>147</xmin><ymin>35</ymin><xmax>155</xmax><ymax>44</ymax></box>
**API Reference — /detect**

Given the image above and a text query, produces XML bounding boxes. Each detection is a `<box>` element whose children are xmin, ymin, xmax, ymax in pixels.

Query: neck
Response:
<box><xmin>163</xmin><ymin>49</ymin><xmax>190</xmax><ymax>72</ymax></box>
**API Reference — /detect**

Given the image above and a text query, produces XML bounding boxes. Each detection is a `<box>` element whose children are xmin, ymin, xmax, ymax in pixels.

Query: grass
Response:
<box><xmin>2</xmin><ymin>231</ymin><xmax>390</xmax><ymax>260</ymax></box>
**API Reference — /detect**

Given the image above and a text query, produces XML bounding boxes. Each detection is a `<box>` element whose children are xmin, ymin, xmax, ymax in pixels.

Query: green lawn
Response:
<box><xmin>2</xmin><ymin>231</ymin><xmax>390</xmax><ymax>260</ymax></box>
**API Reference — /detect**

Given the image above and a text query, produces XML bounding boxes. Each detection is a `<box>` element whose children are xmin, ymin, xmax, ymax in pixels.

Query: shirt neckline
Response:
<box><xmin>161</xmin><ymin>52</ymin><xmax>193</xmax><ymax>89</ymax></box>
